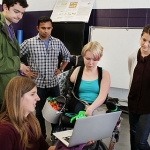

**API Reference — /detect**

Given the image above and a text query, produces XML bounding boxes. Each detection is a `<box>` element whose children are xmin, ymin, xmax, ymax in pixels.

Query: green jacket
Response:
<box><xmin>0</xmin><ymin>12</ymin><xmax>20</xmax><ymax>104</ymax></box>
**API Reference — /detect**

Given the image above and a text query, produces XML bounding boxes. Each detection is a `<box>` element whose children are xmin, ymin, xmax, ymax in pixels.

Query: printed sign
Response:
<box><xmin>51</xmin><ymin>0</ymin><xmax>95</xmax><ymax>22</ymax></box>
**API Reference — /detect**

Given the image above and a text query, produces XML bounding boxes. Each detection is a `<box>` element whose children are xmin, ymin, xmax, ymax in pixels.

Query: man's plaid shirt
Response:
<box><xmin>20</xmin><ymin>34</ymin><xmax>70</xmax><ymax>88</ymax></box>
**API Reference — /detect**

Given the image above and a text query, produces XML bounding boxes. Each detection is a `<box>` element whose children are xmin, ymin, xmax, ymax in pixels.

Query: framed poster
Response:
<box><xmin>51</xmin><ymin>0</ymin><xmax>95</xmax><ymax>22</ymax></box>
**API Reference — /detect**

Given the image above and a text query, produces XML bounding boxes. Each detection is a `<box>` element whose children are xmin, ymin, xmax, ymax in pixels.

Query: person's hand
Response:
<box><xmin>20</xmin><ymin>63</ymin><xmax>30</xmax><ymax>75</ymax></box>
<box><xmin>25</xmin><ymin>71</ymin><xmax>38</xmax><ymax>79</ymax></box>
<box><xmin>85</xmin><ymin>106</ymin><xmax>93</xmax><ymax>116</ymax></box>
<box><xmin>86</xmin><ymin>140</ymin><xmax>95</xmax><ymax>146</ymax></box>
<box><xmin>54</xmin><ymin>69</ymin><xmax>61</xmax><ymax>76</ymax></box>
<box><xmin>48</xmin><ymin>146</ymin><xmax>56</xmax><ymax>150</ymax></box>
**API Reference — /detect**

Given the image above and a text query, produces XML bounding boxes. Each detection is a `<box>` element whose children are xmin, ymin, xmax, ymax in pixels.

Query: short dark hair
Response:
<box><xmin>2</xmin><ymin>0</ymin><xmax>28</xmax><ymax>9</ymax></box>
<box><xmin>141</xmin><ymin>24</ymin><xmax>150</xmax><ymax>37</ymax></box>
<box><xmin>38</xmin><ymin>16</ymin><xmax>52</xmax><ymax>27</ymax></box>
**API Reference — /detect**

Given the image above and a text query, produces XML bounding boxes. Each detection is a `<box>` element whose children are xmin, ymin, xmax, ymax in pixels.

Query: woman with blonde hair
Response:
<box><xmin>70</xmin><ymin>41</ymin><xmax>110</xmax><ymax>116</ymax></box>
<box><xmin>0</xmin><ymin>76</ymin><xmax>55</xmax><ymax>150</ymax></box>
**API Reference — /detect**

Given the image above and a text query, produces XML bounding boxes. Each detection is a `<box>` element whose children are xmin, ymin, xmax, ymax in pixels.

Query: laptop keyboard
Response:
<box><xmin>63</xmin><ymin>136</ymin><xmax>71</xmax><ymax>142</ymax></box>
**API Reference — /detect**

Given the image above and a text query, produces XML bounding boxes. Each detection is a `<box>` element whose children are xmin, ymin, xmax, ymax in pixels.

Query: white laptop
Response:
<box><xmin>53</xmin><ymin>111</ymin><xmax>122</xmax><ymax>147</ymax></box>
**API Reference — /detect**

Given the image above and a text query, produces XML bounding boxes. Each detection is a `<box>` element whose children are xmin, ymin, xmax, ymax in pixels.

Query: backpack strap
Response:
<box><xmin>72</xmin><ymin>66</ymin><xmax>81</xmax><ymax>91</ymax></box>
<box><xmin>98</xmin><ymin>66</ymin><xmax>102</xmax><ymax>87</ymax></box>
<box><xmin>73</xmin><ymin>66</ymin><xmax>84</xmax><ymax>97</ymax></box>
<box><xmin>98</xmin><ymin>67</ymin><xmax>108</xmax><ymax>103</ymax></box>
<box><xmin>67</xmin><ymin>66</ymin><xmax>84</xmax><ymax>112</ymax></box>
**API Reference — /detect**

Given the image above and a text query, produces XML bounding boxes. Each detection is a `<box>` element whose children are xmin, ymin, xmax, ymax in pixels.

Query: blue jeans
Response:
<box><xmin>129</xmin><ymin>111</ymin><xmax>150</xmax><ymax>150</ymax></box>
<box><xmin>36</xmin><ymin>85</ymin><xmax>60</xmax><ymax>139</ymax></box>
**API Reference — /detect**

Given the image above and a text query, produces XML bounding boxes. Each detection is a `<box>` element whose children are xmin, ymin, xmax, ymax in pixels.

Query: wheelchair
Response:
<box><xmin>58</xmin><ymin>97</ymin><xmax>122</xmax><ymax>150</ymax></box>
<box><xmin>52</xmin><ymin>55</ymin><xmax>122</xmax><ymax>150</ymax></box>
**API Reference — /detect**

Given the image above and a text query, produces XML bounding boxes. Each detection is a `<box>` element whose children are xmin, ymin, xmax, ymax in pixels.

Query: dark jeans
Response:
<box><xmin>36</xmin><ymin>85</ymin><xmax>60</xmax><ymax>139</ymax></box>
<box><xmin>129</xmin><ymin>111</ymin><xmax>150</xmax><ymax>150</ymax></box>
<box><xmin>74</xmin><ymin>101</ymin><xmax>85</xmax><ymax>114</ymax></box>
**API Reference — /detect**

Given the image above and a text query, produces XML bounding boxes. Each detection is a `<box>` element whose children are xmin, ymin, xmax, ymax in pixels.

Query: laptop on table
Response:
<box><xmin>53</xmin><ymin>111</ymin><xmax>122</xmax><ymax>147</ymax></box>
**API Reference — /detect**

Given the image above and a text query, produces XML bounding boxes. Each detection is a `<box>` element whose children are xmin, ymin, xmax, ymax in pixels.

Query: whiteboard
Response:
<box><xmin>89</xmin><ymin>27</ymin><xmax>142</xmax><ymax>89</ymax></box>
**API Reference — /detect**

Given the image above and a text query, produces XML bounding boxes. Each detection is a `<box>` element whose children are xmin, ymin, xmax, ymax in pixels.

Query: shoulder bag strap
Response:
<box><xmin>72</xmin><ymin>66</ymin><xmax>81</xmax><ymax>91</ymax></box>
<box><xmin>98</xmin><ymin>66</ymin><xmax>108</xmax><ymax>103</ymax></box>
<box><xmin>72</xmin><ymin>66</ymin><xmax>89</xmax><ymax>107</ymax></box>
<box><xmin>98</xmin><ymin>66</ymin><xmax>102</xmax><ymax>86</ymax></box>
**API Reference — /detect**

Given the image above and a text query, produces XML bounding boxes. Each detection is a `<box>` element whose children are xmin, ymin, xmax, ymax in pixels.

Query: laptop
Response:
<box><xmin>53</xmin><ymin>111</ymin><xmax>122</xmax><ymax>147</ymax></box>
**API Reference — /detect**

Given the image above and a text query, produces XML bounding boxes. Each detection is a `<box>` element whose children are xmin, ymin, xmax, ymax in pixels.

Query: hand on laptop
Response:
<box><xmin>48</xmin><ymin>146</ymin><xmax>55</xmax><ymax>150</ymax></box>
<box><xmin>86</xmin><ymin>140</ymin><xmax>95</xmax><ymax>146</ymax></box>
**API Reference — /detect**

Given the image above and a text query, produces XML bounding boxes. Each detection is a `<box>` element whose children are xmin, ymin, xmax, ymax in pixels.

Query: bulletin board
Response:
<box><xmin>51</xmin><ymin>0</ymin><xmax>95</xmax><ymax>22</ymax></box>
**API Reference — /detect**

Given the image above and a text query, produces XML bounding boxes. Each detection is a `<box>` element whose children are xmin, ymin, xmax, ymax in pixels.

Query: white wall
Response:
<box><xmin>26</xmin><ymin>0</ymin><xmax>150</xmax><ymax>11</ymax></box>
<box><xmin>90</xmin><ymin>27</ymin><xmax>142</xmax><ymax>90</ymax></box>
<box><xmin>25</xmin><ymin>0</ymin><xmax>56</xmax><ymax>11</ymax></box>
<box><xmin>93</xmin><ymin>0</ymin><xmax>150</xmax><ymax>9</ymax></box>
<box><xmin>90</xmin><ymin>27</ymin><xmax>143</xmax><ymax>101</ymax></box>
<box><xmin>27</xmin><ymin>0</ymin><xmax>150</xmax><ymax>11</ymax></box>
<box><xmin>0</xmin><ymin>0</ymin><xmax>150</xmax><ymax>11</ymax></box>
<box><xmin>0</xmin><ymin>0</ymin><xmax>56</xmax><ymax>11</ymax></box>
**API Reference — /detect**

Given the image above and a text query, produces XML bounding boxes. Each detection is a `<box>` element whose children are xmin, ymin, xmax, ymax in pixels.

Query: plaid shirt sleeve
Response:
<box><xmin>20</xmin><ymin>39</ymin><xmax>29</xmax><ymax>58</ymax></box>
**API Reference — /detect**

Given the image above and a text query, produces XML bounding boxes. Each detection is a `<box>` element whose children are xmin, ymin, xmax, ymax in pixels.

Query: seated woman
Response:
<box><xmin>0</xmin><ymin>76</ymin><xmax>55</xmax><ymax>150</ymax></box>
<box><xmin>70</xmin><ymin>41</ymin><xmax>110</xmax><ymax>116</ymax></box>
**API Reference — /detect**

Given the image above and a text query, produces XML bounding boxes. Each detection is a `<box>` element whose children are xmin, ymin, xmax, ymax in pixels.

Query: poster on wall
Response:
<box><xmin>51</xmin><ymin>0</ymin><xmax>95</xmax><ymax>22</ymax></box>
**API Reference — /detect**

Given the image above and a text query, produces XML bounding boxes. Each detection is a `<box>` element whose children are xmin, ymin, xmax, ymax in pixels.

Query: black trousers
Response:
<box><xmin>36</xmin><ymin>85</ymin><xmax>60</xmax><ymax>139</ymax></box>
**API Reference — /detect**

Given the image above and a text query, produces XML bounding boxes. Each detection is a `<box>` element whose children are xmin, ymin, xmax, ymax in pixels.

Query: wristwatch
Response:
<box><xmin>59</xmin><ymin>68</ymin><xmax>64</xmax><ymax>73</ymax></box>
